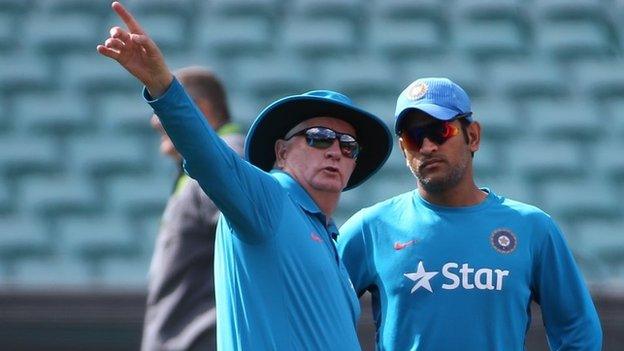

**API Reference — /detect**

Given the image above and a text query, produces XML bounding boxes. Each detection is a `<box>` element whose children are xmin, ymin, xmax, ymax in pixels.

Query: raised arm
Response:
<box><xmin>97</xmin><ymin>2</ymin><xmax>284</xmax><ymax>243</ymax></box>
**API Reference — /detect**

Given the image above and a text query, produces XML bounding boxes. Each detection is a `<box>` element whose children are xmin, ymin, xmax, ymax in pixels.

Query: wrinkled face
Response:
<box><xmin>399</xmin><ymin>112</ymin><xmax>478</xmax><ymax>194</ymax></box>
<box><xmin>275</xmin><ymin>117</ymin><xmax>358</xmax><ymax>195</ymax></box>
<box><xmin>151</xmin><ymin>114</ymin><xmax>180</xmax><ymax>160</ymax></box>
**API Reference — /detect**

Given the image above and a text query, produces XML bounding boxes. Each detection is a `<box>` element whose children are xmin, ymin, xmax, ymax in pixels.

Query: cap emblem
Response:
<box><xmin>407</xmin><ymin>82</ymin><xmax>428</xmax><ymax>101</ymax></box>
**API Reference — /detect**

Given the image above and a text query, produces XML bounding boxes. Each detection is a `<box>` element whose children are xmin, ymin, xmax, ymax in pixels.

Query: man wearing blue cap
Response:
<box><xmin>337</xmin><ymin>77</ymin><xmax>602</xmax><ymax>350</ymax></box>
<box><xmin>97</xmin><ymin>3</ymin><xmax>392</xmax><ymax>350</ymax></box>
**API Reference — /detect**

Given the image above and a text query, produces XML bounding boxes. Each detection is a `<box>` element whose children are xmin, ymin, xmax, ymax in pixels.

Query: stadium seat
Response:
<box><xmin>0</xmin><ymin>217</ymin><xmax>51</xmax><ymax>265</ymax></box>
<box><xmin>473</xmin><ymin>140</ymin><xmax>502</xmax><ymax>179</ymax></box>
<box><xmin>507</xmin><ymin>139</ymin><xmax>582</xmax><ymax>181</ymax></box>
<box><xmin>25</xmin><ymin>14</ymin><xmax>99</xmax><ymax>55</ymax></box>
<box><xmin>533</xmin><ymin>0</ymin><xmax>608</xmax><ymax>21</ymax></box>
<box><xmin>0</xmin><ymin>55</ymin><xmax>50</xmax><ymax>92</ymax></box>
<box><xmin>59</xmin><ymin>216</ymin><xmax>140</xmax><ymax>266</ymax></box>
<box><xmin>372</xmin><ymin>0</ymin><xmax>442</xmax><ymax>20</ymax></box>
<box><xmin>594</xmin><ymin>140</ymin><xmax>624</xmax><ymax>180</ymax></box>
<box><xmin>206</xmin><ymin>0</ymin><xmax>279</xmax><ymax>19</ymax></box>
<box><xmin>39</xmin><ymin>0</ymin><xmax>111</xmax><ymax>16</ymax></box>
<box><xmin>573</xmin><ymin>59</ymin><xmax>624</xmax><ymax>98</ymax></box>
<box><xmin>13</xmin><ymin>92</ymin><xmax>90</xmax><ymax>134</ymax></box>
<box><xmin>99</xmin><ymin>93</ymin><xmax>152</xmax><ymax>133</ymax></box>
<box><xmin>21</xmin><ymin>175</ymin><xmax>99</xmax><ymax>216</ymax></box>
<box><xmin>369</xmin><ymin>18</ymin><xmax>445</xmax><ymax>58</ymax></box>
<box><xmin>536</xmin><ymin>21</ymin><xmax>614</xmax><ymax>60</ymax></box>
<box><xmin>0</xmin><ymin>13</ymin><xmax>13</xmax><ymax>53</ymax></box>
<box><xmin>522</xmin><ymin>98</ymin><xmax>600</xmax><ymax>140</ymax></box>
<box><xmin>137</xmin><ymin>15</ymin><xmax>189</xmax><ymax>53</ymax></box>
<box><xmin>471</xmin><ymin>98</ymin><xmax>519</xmax><ymax>138</ymax></box>
<box><xmin>290</xmin><ymin>0</ymin><xmax>362</xmax><ymax>19</ymax></box>
<box><xmin>67</xmin><ymin>133</ymin><xmax>148</xmax><ymax>177</ymax></box>
<box><xmin>12</xmin><ymin>256</ymin><xmax>94</xmax><ymax>287</ymax></box>
<box><xmin>489</xmin><ymin>60</ymin><xmax>567</xmax><ymax>98</ymax></box>
<box><xmin>282</xmin><ymin>18</ymin><xmax>355</xmax><ymax>58</ymax></box>
<box><xmin>453</xmin><ymin>0</ymin><xmax>528</xmax><ymax>59</ymax></box>
<box><xmin>234</xmin><ymin>56</ymin><xmax>311</xmax><ymax>104</ymax></box>
<box><xmin>107</xmin><ymin>176</ymin><xmax>170</xmax><ymax>217</ymax></box>
<box><xmin>64</xmin><ymin>55</ymin><xmax>142</xmax><ymax>95</ymax></box>
<box><xmin>540</xmin><ymin>180</ymin><xmax>620</xmax><ymax>221</ymax></box>
<box><xmin>577</xmin><ymin>220</ymin><xmax>624</xmax><ymax>269</ymax></box>
<box><xmin>0</xmin><ymin>135</ymin><xmax>59</xmax><ymax>176</ymax></box>
<box><xmin>318</xmin><ymin>57</ymin><xmax>397</xmax><ymax>97</ymax></box>
<box><xmin>196</xmin><ymin>17</ymin><xmax>272</xmax><ymax>57</ymax></box>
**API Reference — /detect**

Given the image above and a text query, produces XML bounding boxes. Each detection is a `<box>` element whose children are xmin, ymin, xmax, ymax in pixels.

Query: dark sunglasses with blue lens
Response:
<box><xmin>285</xmin><ymin>126</ymin><xmax>360</xmax><ymax>159</ymax></box>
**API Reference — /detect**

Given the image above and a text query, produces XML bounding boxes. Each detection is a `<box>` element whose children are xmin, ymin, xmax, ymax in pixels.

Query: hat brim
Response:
<box><xmin>245</xmin><ymin>95</ymin><xmax>392</xmax><ymax>190</ymax></box>
<box><xmin>395</xmin><ymin>104</ymin><xmax>460</xmax><ymax>135</ymax></box>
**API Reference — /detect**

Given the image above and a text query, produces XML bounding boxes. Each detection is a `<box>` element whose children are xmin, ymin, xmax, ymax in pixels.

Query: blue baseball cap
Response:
<box><xmin>394</xmin><ymin>77</ymin><xmax>473</xmax><ymax>135</ymax></box>
<box><xmin>245</xmin><ymin>90</ymin><xmax>392</xmax><ymax>191</ymax></box>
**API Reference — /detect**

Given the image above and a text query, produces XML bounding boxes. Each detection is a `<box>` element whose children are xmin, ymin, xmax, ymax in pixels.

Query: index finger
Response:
<box><xmin>112</xmin><ymin>1</ymin><xmax>145</xmax><ymax>35</ymax></box>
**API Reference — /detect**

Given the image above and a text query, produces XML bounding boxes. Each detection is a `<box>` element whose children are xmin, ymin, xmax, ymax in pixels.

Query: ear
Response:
<box><xmin>274</xmin><ymin>139</ymin><xmax>288</xmax><ymax>168</ymax></box>
<box><xmin>467</xmin><ymin>121</ymin><xmax>481</xmax><ymax>153</ymax></box>
<box><xmin>398</xmin><ymin>137</ymin><xmax>407</xmax><ymax>158</ymax></box>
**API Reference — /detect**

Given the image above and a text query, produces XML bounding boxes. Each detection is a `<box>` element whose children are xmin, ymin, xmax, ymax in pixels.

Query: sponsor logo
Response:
<box><xmin>490</xmin><ymin>228</ymin><xmax>517</xmax><ymax>254</ymax></box>
<box><xmin>394</xmin><ymin>239</ymin><xmax>416</xmax><ymax>250</ymax></box>
<box><xmin>404</xmin><ymin>261</ymin><xmax>509</xmax><ymax>293</ymax></box>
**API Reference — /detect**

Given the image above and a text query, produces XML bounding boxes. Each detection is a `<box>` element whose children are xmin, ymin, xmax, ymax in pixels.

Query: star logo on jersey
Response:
<box><xmin>404</xmin><ymin>261</ymin><xmax>439</xmax><ymax>293</ymax></box>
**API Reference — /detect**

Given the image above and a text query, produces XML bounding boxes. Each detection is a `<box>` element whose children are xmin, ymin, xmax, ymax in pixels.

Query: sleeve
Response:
<box><xmin>145</xmin><ymin>80</ymin><xmax>282</xmax><ymax>244</ymax></box>
<box><xmin>337</xmin><ymin>210</ymin><xmax>376</xmax><ymax>296</ymax></box>
<box><xmin>531</xmin><ymin>218</ymin><xmax>602</xmax><ymax>350</ymax></box>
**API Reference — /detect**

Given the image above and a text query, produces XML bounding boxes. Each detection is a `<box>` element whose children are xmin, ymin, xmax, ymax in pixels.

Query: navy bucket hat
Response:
<box><xmin>245</xmin><ymin>90</ymin><xmax>392</xmax><ymax>190</ymax></box>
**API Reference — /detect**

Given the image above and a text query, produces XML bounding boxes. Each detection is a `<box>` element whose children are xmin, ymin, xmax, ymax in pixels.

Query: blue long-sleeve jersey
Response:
<box><xmin>146</xmin><ymin>79</ymin><xmax>361</xmax><ymax>350</ymax></box>
<box><xmin>337</xmin><ymin>189</ymin><xmax>602</xmax><ymax>351</ymax></box>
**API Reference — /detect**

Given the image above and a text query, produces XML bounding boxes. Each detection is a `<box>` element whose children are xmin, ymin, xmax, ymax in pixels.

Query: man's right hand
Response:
<box><xmin>97</xmin><ymin>1</ymin><xmax>173</xmax><ymax>98</ymax></box>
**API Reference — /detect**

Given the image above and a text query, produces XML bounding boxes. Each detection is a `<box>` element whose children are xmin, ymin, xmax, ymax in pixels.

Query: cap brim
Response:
<box><xmin>395</xmin><ymin>104</ymin><xmax>460</xmax><ymax>135</ymax></box>
<box><xmin>245</xmin><ymin>95</ymin><xmax>392</xmax><ymax>190</ymax></box>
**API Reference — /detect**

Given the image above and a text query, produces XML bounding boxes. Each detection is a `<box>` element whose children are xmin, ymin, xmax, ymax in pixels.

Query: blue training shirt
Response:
<box><xmin>146</xmin><ymin>79</ymin><xmax>361</xmax><ymax>351</ymax></box>
<box><xmin>337</xmin><ymin>189</ymin><xmax>602</xmax><ymax>351</ymax></box>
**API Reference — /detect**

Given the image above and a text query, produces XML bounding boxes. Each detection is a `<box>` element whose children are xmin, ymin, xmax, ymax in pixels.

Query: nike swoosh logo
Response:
<box><xmin>394</xmin><ymin>240</ymin><xmax>415</xmax><ymax>250</ymax></box>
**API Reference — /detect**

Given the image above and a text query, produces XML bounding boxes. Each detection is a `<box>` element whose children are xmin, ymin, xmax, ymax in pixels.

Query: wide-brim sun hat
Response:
<box><xmin>245</xmin><ymin>90</ymin><xmax>392</xmax><ymax>191</ymax></box>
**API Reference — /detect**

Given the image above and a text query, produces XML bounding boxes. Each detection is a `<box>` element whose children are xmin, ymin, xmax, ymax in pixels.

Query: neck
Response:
<box><xmin>308</xmin><ymin>190</ymin><xmax>340</xmax><ymax>223</ymax></box>
<box><xmin>418</xmin><ymin>171</ymin><xmax>486</xmax><ymax>207</ymax></box>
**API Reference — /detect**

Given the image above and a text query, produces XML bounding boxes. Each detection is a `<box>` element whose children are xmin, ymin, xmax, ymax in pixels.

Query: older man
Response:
<box><xmin>97</xmin><ymin>2</ymin><xmax>392</xmax><ymax>350</ymax></box>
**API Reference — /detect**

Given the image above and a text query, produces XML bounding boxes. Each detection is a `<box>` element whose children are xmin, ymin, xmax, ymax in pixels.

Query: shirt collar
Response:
<box><xmin>270</xmin><ymin>170</ymin><xmax>337</xmax><ymax>231</ymax></box>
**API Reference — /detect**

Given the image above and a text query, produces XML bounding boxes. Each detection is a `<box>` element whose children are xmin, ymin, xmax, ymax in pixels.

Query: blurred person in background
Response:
<box><xmin>338</xmin><ymin>78</ymin><xmax>602</xmax><ymax>351</ymax></box>
<box><xmin>97</xmin><ymin>2</ymin><xmax>392</xmax><ymax>350</ymax></box>
<box><xmin>142</xmin><ymin>66</ymin><xmax>244</xmax><ymax>351</ymax></box>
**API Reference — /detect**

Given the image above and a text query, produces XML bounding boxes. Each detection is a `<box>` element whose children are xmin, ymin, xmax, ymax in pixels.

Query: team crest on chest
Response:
<box><xmin>490</xmin><ymin>228</ymin><xmax>517</xmax><ymax>254</ymax></box>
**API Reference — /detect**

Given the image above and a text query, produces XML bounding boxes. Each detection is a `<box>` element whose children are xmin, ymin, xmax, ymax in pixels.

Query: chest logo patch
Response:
<box><xmin>490</xmin><ymin>228</ymin><xmax>517</xmax><ymax>254</ymax></box>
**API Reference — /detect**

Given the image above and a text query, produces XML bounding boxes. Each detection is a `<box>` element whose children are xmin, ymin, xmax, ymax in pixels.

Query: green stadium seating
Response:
<box><xmin>522</xmin><ymin>98</ymin><xmax>600</xmax><ymax>140</ymax></box>
<box><xmin>14</xmin><ymin>92</ymin><xmax>90</xmax><ymax>134</ymax></box>
<box><xmin>2</xmin><ymin>0</ymin><xmax>624</xmax><ymax>290</ymax></box>
<box><xmin>25</xmin><ymin>14</ymin><xmax>99</xmax><ymax>55</ymax></box>
<box><xmin>282</xmin><ymin>18</ymin><xmax>355</xmax><ymax>57</ymax></box>
<box><xmin>196</xmin><ymin>17</ymin><xmax>273</xmax><ymax>57</ymax></box>
<box><xmin>0</xmin><ymin>55</ymin><xmax>50</xmax><ymax>92</ymax></box>
<box><xmin>0</xmin><ymin>136</ymin><xmax>59</xmax><ymax>176</ymax></box>
<box><xmin>21</xmin><ymin>176</ymin><xmax>99</xmax><ymax>216</ymax></box>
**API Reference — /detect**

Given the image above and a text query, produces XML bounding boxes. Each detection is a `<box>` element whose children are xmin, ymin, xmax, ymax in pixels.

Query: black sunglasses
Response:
<box><xmin>400</xmin><ymin>113</ymin><xmax>472</xmax><ymax>150</ymax></box>
<box><xmin>285</xmin><ymin>126</ymin><xmax>360</xmax><ymax>159</ymax></box>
